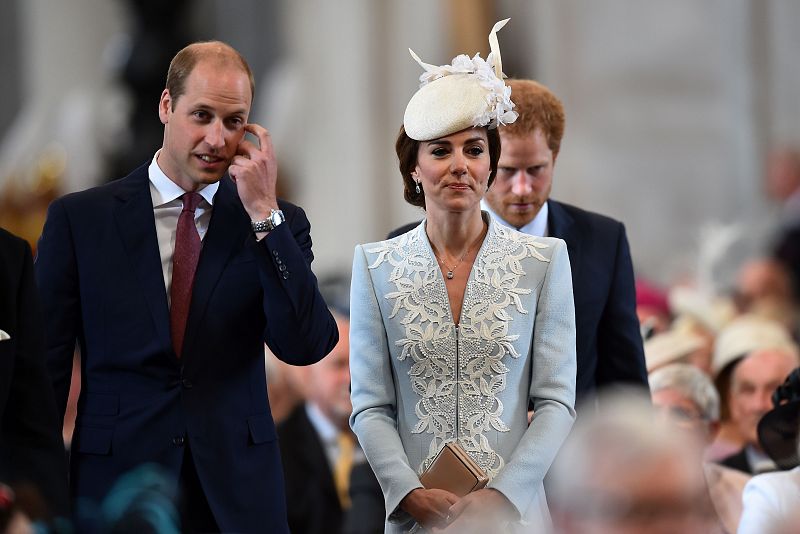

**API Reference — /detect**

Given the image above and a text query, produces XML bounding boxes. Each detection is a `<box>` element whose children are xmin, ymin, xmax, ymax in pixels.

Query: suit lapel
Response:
<box><xmin>112</xmin><ymin>166</ymin><xmax>172</xmax><ymax>355</ymax></box>
<box><xmin>182</xmin><ymin>178</ymin><xmax>250</xmax><ymax>358</ymax></box>
<box><xmin>548</xmin><ymin>200</ymin><xmax>580</xmax><ymax>281</ymax></box>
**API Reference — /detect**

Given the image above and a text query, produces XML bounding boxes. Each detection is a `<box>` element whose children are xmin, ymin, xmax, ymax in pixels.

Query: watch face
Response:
<box><xmin>269</xmin><ymin>210</ymin><xmax>284</xmax><ymax>227</ymax></box>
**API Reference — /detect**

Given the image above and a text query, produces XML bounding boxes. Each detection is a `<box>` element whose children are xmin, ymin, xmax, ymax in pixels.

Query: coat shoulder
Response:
<box><xmin>551</xmin><ymin>200</ymin><xmax>625</xmax><ymax>234</ymax></box>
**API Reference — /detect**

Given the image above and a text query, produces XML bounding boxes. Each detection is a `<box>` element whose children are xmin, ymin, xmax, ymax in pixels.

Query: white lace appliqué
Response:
<box><xmin>366</xmin><ymin>224</ymin><xmax>550</xmax><ymax>479</ymax></box>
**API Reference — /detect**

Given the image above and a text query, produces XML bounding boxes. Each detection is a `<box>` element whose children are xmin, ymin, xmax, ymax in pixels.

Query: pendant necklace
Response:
<box><xmin>432</xmin><ymin>243</ymin><xmax>473</xmax><ymax>280</ymax></box>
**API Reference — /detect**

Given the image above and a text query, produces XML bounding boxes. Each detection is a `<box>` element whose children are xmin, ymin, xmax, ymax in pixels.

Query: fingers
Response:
<box><xmin>236</xmin><ymin>139</ymin><xmax>260</xmax><ymax>157</ymax></box>
<box><xmin>446</xmin><ymin>495</ymin><xmax>468</xmax><ymax>520</ymax></box>
<box><xmin>244</xmin><ymin>123</ymin><xmax>272</xmax><ymax>153</ymax></box>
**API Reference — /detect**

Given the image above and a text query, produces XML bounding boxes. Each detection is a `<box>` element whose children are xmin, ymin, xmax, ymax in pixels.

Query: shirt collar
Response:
<box><xmin>481</xmin><ymin>199</ymin><xmax>549</xmax><ymax>237</ymax></box>
<box><xmin>746</xmin><ymin>444</ymin><xmax>778</xmax><ymax>474</ymax></box>
<box><xmin>148</xmin><ymin>150</ymin><xmax>219</xmax><ymax>207</ymax></box>
<box><xmin>305</xmin><ymin>402</ymin><xmax>338</xmax><ymax>445</ymax></box>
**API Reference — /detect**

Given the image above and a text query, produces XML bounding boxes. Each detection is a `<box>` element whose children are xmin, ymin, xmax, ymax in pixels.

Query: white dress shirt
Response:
<box><xmin>148</xmin><ymin>151</ymin><xmax>218</xmax><ymax>303</ymax></box>
<box><xmin>482</xmin><ymin>199</ymin><xmax>550</xmax><ymax>237</ymax></box>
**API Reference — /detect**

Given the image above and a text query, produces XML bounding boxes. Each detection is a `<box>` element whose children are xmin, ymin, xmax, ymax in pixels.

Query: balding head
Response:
<box><xmin>165</xmin><ymin>41</ymin><xmax>255</xmax><ymax>110</ymax></box>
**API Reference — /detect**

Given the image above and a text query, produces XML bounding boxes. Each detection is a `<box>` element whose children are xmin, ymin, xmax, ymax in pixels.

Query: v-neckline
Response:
<box><xmin>422</xmin><ymin>213</ymin><xmax>492</xmax><ymax>326</ymax></box>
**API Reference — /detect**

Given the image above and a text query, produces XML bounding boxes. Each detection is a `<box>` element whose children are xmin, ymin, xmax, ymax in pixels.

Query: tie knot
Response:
<box><xmin>181</xmin><ymin>192</ymin><xmax>202</xmax><ymax>213</ymax></box>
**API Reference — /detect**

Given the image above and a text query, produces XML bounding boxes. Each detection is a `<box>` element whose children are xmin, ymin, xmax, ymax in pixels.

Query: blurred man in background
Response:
<box><xmin>718</xmin><ymin>346</ymin><xmax>799</xmax><ymax>474</ymax></box>
<box><xmin>278</xmin><ymin>313</ymin><xmax>370</xmax><ymax>534</ymax></box>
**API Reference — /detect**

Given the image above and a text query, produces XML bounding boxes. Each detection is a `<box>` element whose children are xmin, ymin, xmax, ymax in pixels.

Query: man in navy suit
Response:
<box><xmin>483</xmin><ymin>79</ymin><xmax>647</xmax><ymax>404</ymax></box>
<box><xmin>35</xmin><ymin>41</ymin><xmax>338</xmax><ymax>533</ymax></box>
<box><xmin>390</xmin><ymin>79</ymin><xmax>647</xmax><ymax>406</ymax></box>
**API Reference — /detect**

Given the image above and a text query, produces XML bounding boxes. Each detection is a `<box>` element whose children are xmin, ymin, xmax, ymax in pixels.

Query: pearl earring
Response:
<box><xmin>415</xmin><ymin>181</ymin><xmax>421</xmax><ymax>194</ymax></box>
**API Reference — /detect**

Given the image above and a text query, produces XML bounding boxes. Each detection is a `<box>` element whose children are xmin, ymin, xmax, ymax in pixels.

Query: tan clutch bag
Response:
<box><xmin>419</xmin><ymin>441</ymin><xmax>489</xmax><ymax>497</ymax></box>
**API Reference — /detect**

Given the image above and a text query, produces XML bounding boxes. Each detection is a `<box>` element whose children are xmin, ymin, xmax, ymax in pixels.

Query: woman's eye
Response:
<box><xmin>467</xmin><ymin>146</ymin><xmax>484</xmax><ymax>156</ymax></box>
<box><xmin>432</xmin><ymin>148</ymin><xmax>448</xmax><ymax>157</ymax></box>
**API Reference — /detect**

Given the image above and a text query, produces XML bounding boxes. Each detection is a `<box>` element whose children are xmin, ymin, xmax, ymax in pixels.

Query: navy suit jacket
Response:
<box><xmin>388</xmin><ymin>200</ymin><xmax>647</xmax><ymax>404</ymax></box>
<box><xmin>277</xmin><ymin>404</ymin><xmax>343</xmax><ymax>534</ymax></box>
<box><xmin>0</xmin><ymin>228</ymin><xmax>69</xmax><ymax>517</ymax></box>
<box><xmin>35</xmin><ymin>164</ymin><xmax>338</xmax><ymax>533</ymax></box>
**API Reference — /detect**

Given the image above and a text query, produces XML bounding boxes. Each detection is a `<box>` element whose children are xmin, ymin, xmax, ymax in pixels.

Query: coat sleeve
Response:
<box><xmin>348</xmin><ymin>245</ymin><xmax>422</xmax><ymax>524</ymax></box>
<box><xmin>737</xmin><ymin>472</ymin><xmax>790</xmax><ymax>534</ymax></box>
<box><xmin>3</xmin><ymin>232</ymin><xmax>69</xmax><ymax>516</ymax></box>
<box><xmin>254</xmin><ymin>203</ymin><xmax>338</xmax><ymax>366</ymax></box>
<box><xmin>34</xmin><ymin>198</ymin><xmax>81</xmax><ymax>423</ymax></box>
<box><xmin>487</xmin><ymin>239</ymin><xmax>577</xmax><ymax>517</ymax></box>
<box><xmin>595</xmin><ymin>223</ymin><xmax>648</xmax><ymax>389</ymax></box>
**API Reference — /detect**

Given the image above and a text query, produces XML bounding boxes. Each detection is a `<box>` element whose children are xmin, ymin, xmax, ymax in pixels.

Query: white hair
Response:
<box><xmin>549</xmin><ymin>389</ymin><xmax>705</xmax><ymax>519</ymax></box>
<box><xmin>649</xmin><ymin>363</ymin><xmax>721</xmax><ymax>422</ymax></box>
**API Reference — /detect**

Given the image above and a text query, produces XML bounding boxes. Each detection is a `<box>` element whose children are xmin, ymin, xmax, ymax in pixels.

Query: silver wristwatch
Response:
<box><xmin>251</xmin><ymin>209</ymin><xmax>285</xmax><ymax>233</ymax></box>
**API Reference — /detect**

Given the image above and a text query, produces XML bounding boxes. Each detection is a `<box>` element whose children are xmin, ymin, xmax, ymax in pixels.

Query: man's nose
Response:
<box><xmin>511</xmin><ymin>170</ymin><xmax>532</xmax><ymax>195</ymax></box>
<box><xmin>204</xmin><ymin>120</ymin><xmax>225</xmax><ymax>149</ymax></box>
<box><xmin>755</xmin><ymin>389</ymin><xmax>775</xmax><ymax>412</ymax></box>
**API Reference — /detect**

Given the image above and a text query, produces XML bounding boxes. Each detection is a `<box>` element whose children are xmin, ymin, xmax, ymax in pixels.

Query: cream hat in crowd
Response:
<box><xmin>403</xmin><ymin>18</ymin><xmax>518</xmax><ymax>141</ymax></box>
<box><xmin>711</xmin><ymin>314</ymin><xmax>796</xmax><ymax>376</ymax></box>
<box><xmin>644</xmin><ymin>328</ymin><xmax>706</xmax><ymax>373</ymax></box>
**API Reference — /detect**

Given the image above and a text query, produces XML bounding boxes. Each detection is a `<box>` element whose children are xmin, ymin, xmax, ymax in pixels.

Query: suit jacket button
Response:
<box><xmin>172</xmin><ymin>436</ymin><xmax>185</xmax><ymax>446</ymax></box>
<box><xmin>272</xmin><ymin>250</ymin><xmax>279</xmax><ymax>257</ymax></box>
<box><xmin>282</xmin><ymin>272</ymin><xmax>290</xmax><ymax>280</ymax></box>
<box><xmin>278</xmin><ymin>264</ymin><xmax>287</xmax><ymax>272</ymax></box>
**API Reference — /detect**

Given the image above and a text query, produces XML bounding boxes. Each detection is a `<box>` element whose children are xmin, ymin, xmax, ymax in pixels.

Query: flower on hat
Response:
<box><xmin>404</xmin><ymin>19</ymin><xmax>518</xmax><ymax>141</ymax></box>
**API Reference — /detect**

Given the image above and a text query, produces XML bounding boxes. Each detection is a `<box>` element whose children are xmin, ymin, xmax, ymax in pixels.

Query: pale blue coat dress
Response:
<box><xmin>349</xmin><ymin>214</ymin><xmax>577</xmax><ymax>533</ymax></box>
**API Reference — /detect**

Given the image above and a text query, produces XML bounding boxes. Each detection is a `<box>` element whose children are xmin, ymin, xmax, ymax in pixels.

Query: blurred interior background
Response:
<box><xmin>2</xmin><ymin>0</ymin><xmax>800</xmax><ymax>292</ymax></box>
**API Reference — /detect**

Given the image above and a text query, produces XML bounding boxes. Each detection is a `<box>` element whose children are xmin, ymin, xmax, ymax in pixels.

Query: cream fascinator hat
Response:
<box><xmin>403</xmin><ymin>18</ymin><xmax>518</xmax><ymax>141</ymax></box>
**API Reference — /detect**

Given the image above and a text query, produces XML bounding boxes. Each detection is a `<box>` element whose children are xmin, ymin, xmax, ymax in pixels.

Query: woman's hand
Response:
<box><xmin>434</xmin><ymin>488</ymin><xmax>517</xmax><ymax>533</ymax></box>
<box><xmin>400</xmin><ymin>488</ymin><xmax>459</xmax><ymax>529</ymax></box>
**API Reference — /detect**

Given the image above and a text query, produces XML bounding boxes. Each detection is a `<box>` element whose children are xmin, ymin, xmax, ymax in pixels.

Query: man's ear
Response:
<box><xmin>158</xmin><ymin>89</ymin><xmax>172</xmax><ymax>125</ymax></box>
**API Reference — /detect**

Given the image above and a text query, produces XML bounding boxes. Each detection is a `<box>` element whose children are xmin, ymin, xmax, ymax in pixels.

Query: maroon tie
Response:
<box><xmin>170</xmin><ymin>192</ymin><xmax>202</xmax><ymax>358</ymax></box>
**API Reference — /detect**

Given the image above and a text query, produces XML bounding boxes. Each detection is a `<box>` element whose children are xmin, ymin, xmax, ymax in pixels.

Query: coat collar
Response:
<box><xmin>547</xmin><ymin>200</ymin><xmax>579</xmax><ymax>280</ymax></box>
<box><xmin>112</xmin><ymin>165</ymin><xmax>173</xmax><ymax>355</ymax></box>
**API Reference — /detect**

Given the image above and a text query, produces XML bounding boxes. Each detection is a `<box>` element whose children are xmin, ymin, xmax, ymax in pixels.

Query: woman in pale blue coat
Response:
<box><xmin>349</xmin><ymin>20</ymin><xmax>577</xmax><ymax>533</ymax></box>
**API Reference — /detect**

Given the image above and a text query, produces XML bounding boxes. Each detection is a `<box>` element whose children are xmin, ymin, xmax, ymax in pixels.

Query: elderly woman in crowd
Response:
<box><xmin>348</xmin><ymin>19</ymin><xmax>576</xmax><ymax>534</ymax></box>
<box><xmin>650</xmin><ymin>363</ymin><xmax>751</xmax><ymax>533</ymax></box>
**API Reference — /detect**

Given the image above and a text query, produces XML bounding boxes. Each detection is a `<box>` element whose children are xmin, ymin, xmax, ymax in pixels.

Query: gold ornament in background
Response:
<box><xmin>0</xmin><ymin>144</ymin><xmax>65</xmax><ymax>252</ymax></box>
